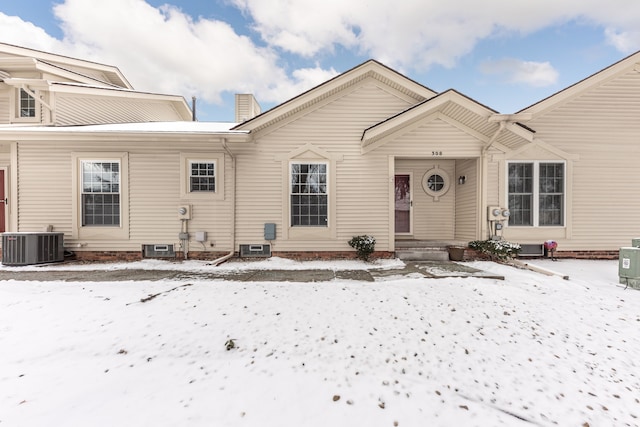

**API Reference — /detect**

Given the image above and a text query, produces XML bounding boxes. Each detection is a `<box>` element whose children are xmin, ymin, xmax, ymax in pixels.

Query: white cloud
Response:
<box><xmin>1</xmin><ymin>1</ymin><xmax>336</xmax><ymax>112</ymax></box>
<box><xmin>50</xmin><ymin>0</ymin><xmax>302</xmax><ymax>105</ymax></box>
<box><xmin>0</xmin><ymin>13</ymin><xmax>63</xmax><ymax>52</ymax></box>
<box><xmin>480</xmin><ymin>58</ymin><xmax>559</xmax><ymax>87</ymax></box>
<box><xmin>604</xmin><ymin>28</ymin><xmax>640</xmax><ymax>53</ymax></box>
<box><xmin>231</xmin><ymin>0</ymin><xmax>640</xmax><ymax>70</ymax></box>
<box><xmin>3</xmin><ymin>0</ymin><xmax>640</xmax><ymax>118</ymax></box>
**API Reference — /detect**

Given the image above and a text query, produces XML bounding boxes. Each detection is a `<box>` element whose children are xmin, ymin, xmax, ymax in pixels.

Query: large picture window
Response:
<box><xmin>81</xmin><ymin>161</ymin><xmax>120</xmax><ymax>226</ymax></box>
<box><xmin>290</xmin><ymin>162</ymin><xmax>328</xmax><ymax>227</ymax></box>
<box><xmin>508</xmin><ymin>162</ymin><xmax>564</xmax><ymax>227</ymax></box>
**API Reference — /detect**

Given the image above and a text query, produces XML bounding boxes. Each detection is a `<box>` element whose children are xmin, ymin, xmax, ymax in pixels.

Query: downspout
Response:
<box><xmin>211</xmin><ymin>137</ymin><xmax>236</xmax><ymax>266</ymax></box>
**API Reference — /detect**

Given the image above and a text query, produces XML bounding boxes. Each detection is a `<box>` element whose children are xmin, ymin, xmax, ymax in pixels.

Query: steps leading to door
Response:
<box><xmin>394</xmin><ymin>240</ymin><xmax>467</xmax><ymax>261</ymax></box>
<box><xmin>395</xmin><ymin>248</ymin><xmax>450</xmax><ymax>261</ymax></box>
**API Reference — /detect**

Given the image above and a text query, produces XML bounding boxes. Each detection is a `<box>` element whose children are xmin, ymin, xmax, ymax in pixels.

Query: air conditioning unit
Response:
<box><xmin>178</xmin><ymin>205</ymin><xmax>192</xmax><ymax>220</ymax></box>
<box><xmin>239</xmin><ymin>244</ymin><xmax>271</xmax><ymax>257</ymax></box>
<box><xmin>2</xmin><ymin>232</ymin><xmax>64</xmax><ymax>266</ymax></box>
<box><xmin>142</xmin><ymin>244</ymin><xmax>176</xmax><ymax>258</ymax></box>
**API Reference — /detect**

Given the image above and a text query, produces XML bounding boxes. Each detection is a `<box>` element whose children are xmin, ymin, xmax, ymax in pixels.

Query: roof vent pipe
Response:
<box><xmin>191</xmin><ymin>96</ymin><xmax>197</xmax><ymax>122</ymax></box>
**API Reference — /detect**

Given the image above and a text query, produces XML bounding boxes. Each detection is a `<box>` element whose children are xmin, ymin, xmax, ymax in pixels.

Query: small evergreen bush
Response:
<box><xmin>348</xmin><ymin>235</ymin><xmax>376</xmax><ymax>261</ymax></box>
<box><xmin>469</xmin><ymin>239</ymin><xmax>520</xmax><ymax>261</ymax></box>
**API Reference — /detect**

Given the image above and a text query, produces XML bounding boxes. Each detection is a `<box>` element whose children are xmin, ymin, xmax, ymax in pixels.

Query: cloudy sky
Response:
<box><xmin>1</xmin><ymin>0</ymin><xmax>639</xmax><ymax>121</ymax></box>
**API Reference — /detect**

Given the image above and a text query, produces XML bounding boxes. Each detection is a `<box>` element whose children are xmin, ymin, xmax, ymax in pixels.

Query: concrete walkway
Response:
<box><xmin>0</xmin><ymin>260</ymin><xmax>503</xmax><ymax>282</ymax></box>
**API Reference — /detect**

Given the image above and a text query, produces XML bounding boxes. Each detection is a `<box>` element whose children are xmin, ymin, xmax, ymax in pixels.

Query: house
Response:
<box><xmin>0</xmin><ymin>42</ymin><xmax>638</xmax><ymax>262</ymax></box>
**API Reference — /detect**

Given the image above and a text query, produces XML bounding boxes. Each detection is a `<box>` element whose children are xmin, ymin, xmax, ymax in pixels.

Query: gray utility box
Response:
<box><xmin>619</xmin><ymin>246</ymin><xmax>640</xmax><ymax>290</ymax></box>
<box><xmin>632</xmin><ymin>238</ymin><xmax>640</xmax><ymax>248</ymax></box>
<box><xmin>264</xmin><ymin>223</ymin><xmax>276</xmax><ymax>241</ymax></box>
<box><xmin>2</xmin><ymin>232</ymin><xmax>64</xmax><ymax>266</ymax></box>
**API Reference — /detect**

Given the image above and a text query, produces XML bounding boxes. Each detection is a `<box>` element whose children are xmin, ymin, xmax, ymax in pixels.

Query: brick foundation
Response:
<box><xmin>549</xmin><ymin>250</ymin><xmax>620</xmax><ymax>260</ymax></box>
<box><xmin>69</xmin><ymin>250</ymin><xmax>231</xmax><ymax>262</ymax></box>
<box><xmin>270</xmin><ymin>251</ymin><xmax>395</xmax><ymax>261</ymax></box>
<box><xmin>58</xmin><ymin>249</ymin><xmax>622</xmax><ymax>263</ymax></box>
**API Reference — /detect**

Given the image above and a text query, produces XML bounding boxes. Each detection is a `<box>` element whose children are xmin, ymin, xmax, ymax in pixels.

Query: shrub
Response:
<box><xmin>469</xmin><ymin>239</ymin><xmax>520</xmax><ymax>261</ymax></box>
<box><xmin>348</xmin><ymin>235</ymin><xmax>376</xmax><ymax>261</ymax></box>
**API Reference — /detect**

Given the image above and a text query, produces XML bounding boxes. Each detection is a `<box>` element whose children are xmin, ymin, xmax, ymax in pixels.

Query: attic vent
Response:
<box><xmin>239</xmin><ymin>244</ymin><xmax>271</xmax><ymax>257</ymax></box>
<box><xmin>142</xmin><ymin>244</ymin><xmax>176</xmax><ymax>258</ymax></box>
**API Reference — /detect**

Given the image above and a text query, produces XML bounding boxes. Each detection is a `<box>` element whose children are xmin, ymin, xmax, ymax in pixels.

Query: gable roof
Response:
<box><xmin>232</xmin><ymin>60</ymin><xmax>438</xmax><ymax>134</ymax></box>
<box><xmin>361</xmin><ymin>89</ymin><xmax>534</xmax><ymax>154</ymax></box>
<box><xmin>0</xmin><ymin>42</ymin><xmax>192</xmax><ymax>123</ymax></box>
<box><xmin>520</xmin><ymin>49</ymin><xmax>640</xmax><ymax>117</ymax></box>
<box><xmin>0</xmin><ymin>42</ymin><xmax>132</xmax><ymax>89</ymax></box>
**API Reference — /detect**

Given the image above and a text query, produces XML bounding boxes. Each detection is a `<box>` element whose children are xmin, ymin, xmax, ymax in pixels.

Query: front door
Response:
<box><xmin>395</xmin><ymin>174</ymin><xmax>411</xmax><ymax>234</ymax></box>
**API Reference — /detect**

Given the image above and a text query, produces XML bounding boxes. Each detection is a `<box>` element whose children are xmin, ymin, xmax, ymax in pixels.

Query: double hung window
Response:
<box><xmin>508</xmin><ymin>162</ymin><xmax>564</xmax><ymax>226</ymax></box>
<box><xmin>81</xmin><ymin>161</ymin><xmax>120</xmax><ymax>226</ymax></box>
<box><xmin>19</xmin><ymin>89</ymin><xmax>36</xmax><ymax>118</ymax></box>
<box><xmin>189</xmin><ymin>161</ymin><xmax>216</xmax><ymax>192</ymax></box>
<box><xmin>290</xmin><ymin>162</ymin><xmax>328</xmax><ymax>227</ymax></box>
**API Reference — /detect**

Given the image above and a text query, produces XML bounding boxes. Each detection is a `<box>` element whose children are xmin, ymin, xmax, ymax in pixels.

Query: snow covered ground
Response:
<box><xmin>0</xmin><ymin>258</ymin><xmax>638</xmax><ymax>427</ymax></box>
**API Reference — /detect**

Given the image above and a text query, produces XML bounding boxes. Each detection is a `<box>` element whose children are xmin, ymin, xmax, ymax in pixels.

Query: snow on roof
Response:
<box><xmin>0</xmin><ymin>121</ymin><xmax>245</xmax><ymax>134</ymax></box>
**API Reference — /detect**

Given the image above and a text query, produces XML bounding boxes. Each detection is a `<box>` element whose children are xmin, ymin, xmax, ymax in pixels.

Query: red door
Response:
<box><xmin>394</xmin><ymin>174</ymin><xmax>411</xmax><ymax>233</ymax></box>
<box><xmin>0</xmin><ymin>170</ymin><xmax>5</xmax><ymax>233</ymax></box>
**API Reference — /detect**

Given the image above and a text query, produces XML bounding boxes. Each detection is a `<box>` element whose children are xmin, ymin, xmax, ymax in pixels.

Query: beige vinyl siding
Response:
<box><xmin>55</xmin><ymin>94</ymin><xmax>184</xmax><ymax>125</ymax></box>
<box><xmin>15</xmin><ymin>139</ymin><xmax>233</xmax><ymax>252</ymax></box>
<box><xmin>0</xmin><ymin>89</ymin><xmax>9</xmax><ymax>123</ymax></box>
<box><xmin>16</xmin><ymin>142</ymin><xmax>73</xmax><ymax>235</ymax></box>
<box><xmin>485</xmin><ymin>156</ymin><xmax>500</xmax><ymax>207</ymax></box>
<box><xmin>375</xmin><ymin>117</ymin><xmax>485</xmax><ymax>158</ymax></box>
<box><xmin>454</xmin><ymin>158</ymin><xmax>478</xmax><ymax>241</ymax></box>
<box><xmin>45</xmin><ymin>64</ymin><xmax>117</xmax><ymax>87</ymax></box>
<box><xmin>233</xmin><ymin>81</ymin><xmax>419</xmax><ymax>252</ymax></box>
<box><xmin>510</xmin><ymin>69</ymin><xmax>640</xmax><ymax>251</ymax></box>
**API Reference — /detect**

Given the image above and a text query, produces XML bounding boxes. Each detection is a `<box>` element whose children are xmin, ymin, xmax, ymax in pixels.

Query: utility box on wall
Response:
<box><xmin>619</xmin><ymin>246</ymin><xmax>640</xmax><ymax>290</ymax></box>
<box><xmin>264</xmin><ymin>223</ymin><xmax>276</xmax><ymax>241</ymax></box>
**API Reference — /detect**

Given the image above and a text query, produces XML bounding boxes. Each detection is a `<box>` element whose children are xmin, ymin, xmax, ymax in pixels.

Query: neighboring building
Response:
<box><xmin>0</xmin><ymin>42</ymin><xmax>638</xmax><ymax>261</ymax></box>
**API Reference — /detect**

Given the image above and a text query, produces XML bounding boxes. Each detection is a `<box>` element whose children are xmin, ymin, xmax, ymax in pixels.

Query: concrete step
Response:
<box><xmin>395</xmin><ymin>249</ymin><xmax>450</xmax><ymax>261</ymax></box>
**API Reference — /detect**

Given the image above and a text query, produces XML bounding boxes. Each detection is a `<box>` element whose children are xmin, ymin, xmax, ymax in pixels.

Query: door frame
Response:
<box><xmin>394</xmin><ymin>172</ymin><xmax>413</xmax><ymax>236</ymax></box>
<box><xmin>0</xmin><ymin>167</ymin><xmax>7</xmax><ymax>233</ymax></box>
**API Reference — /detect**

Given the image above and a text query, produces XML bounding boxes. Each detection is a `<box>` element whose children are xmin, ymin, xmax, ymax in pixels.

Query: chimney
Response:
<box><xmin>191</xmin><ymin>96</ymin><xmax>197</xmax><ymax>122</ymax></box>
<box><xmin>234</xmin><ymin>94</ymin><xmax>261</xmax><ymax>122</ymax></box>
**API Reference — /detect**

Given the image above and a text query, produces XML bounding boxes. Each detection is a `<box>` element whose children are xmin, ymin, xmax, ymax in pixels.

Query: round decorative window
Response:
<box><xmin>427</xmin><ymin>174</ymin><xmax>445</xmax><ymax>192</ymax></box>
<box><xmin>422</xmin><ymin>167</ymin><xmax>450</xmax><ymax>200</ymax></box>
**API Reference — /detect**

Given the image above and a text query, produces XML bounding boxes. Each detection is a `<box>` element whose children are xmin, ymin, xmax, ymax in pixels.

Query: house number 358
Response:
<box><xmin>432</xmin><ymin>151</ymin><xmax>443</xmax><ymax>156</ymax></box>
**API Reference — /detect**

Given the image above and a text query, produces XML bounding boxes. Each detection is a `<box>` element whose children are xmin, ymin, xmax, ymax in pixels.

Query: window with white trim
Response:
<box><xmin>290</xmin><ymin>162</ymin><xmax>328</xmax><ymax>227</ymax></box>
<box><xmin>81</xmin><ymin>161</ymin><xmax>120</xmax><ymax>226</ymax></box>
<box><xmin>508</xmin><ymin>161</ymin><xmax>564</xmax><ymax>226</ymax></box>
<box><xmin>189</xmin><ymin>161</ymin><xmax>216</xmax><ymax>192</ymax></box>
<box><xmin>19</xmin><ymin>89</ymin><xmax>36</xmax><ymax>118</ymax></box>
